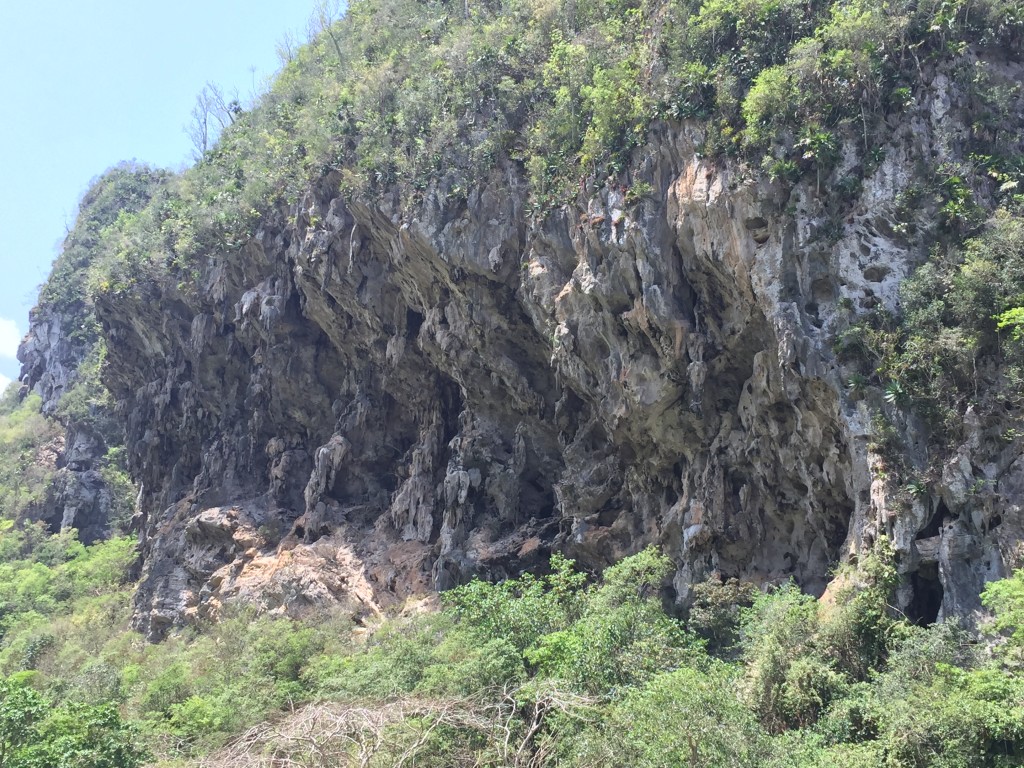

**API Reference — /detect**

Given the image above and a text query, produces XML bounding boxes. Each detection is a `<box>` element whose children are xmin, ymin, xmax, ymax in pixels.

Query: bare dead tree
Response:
<box><xmin>308</xmin><ymin>0</ymin><xmax>346</xmax><ymax>64</ymax></box>
<box><xmin>494</xmin><ymin>681</ymin><xmax>599</xmax><ymax>768</ymax></box>
<box><xmin>276</xmin><ymin>30</ymin><xmax>300</xmax><ymax>66</ymax></box>
<box><xmin>186</xmin><ymin>82</ymin><xmax>241</xmax><ymax>160</ymax></box>
<box><xmin>198</xmin><ymin>699</ymin><xmax>489</xmax><ymax>768</ymax></box>
<box><xmin>195</xmin><ymin>685</ymin><xmax>598</xmax><ymax>768</ymax></box>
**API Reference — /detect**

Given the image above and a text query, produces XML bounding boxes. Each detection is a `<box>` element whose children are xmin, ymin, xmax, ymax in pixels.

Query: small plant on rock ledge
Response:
<box><xmin>883</xmin><ymin>380</ymin><xmax>908</xmax><ymax>406</ymax></box>
<box><xmin>846</xmin><ymin>373</ymin><xmax>869</xmax><ymax>394</ymax></box>
<box><xmin>625</xmin><ymin>180</ymin><xmax>654</xmax><ymax>205</ymax></box>
<box><xmin>868</xmin><ymin>412</ymin><xmax>903</xmax><ymax>458</ymax></box>
<box><xmin>902</xmin><ymin>478</ymin><xmax>928</xmax><ymax>499</ymax></box>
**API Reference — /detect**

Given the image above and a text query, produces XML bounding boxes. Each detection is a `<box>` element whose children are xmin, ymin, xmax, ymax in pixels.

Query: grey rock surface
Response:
<box><xmin>21</xmin><ymin>67</ymin><xmax>1023</xmax><ymax>638</ymax></box>
<box><xmin>18</xmin><ymin>308</ymin><xmax>120</xmax><ymax>544</ymax></box>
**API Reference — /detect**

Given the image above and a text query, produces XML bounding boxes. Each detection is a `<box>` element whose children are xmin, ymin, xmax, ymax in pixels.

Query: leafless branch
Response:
<box><xmin>196</xmin><ymin>684</ymin><xmax>599</xmax><ymax>768</ymax></box>
<box><xmin>186</xmin><ymin>82</ymin><xmax>241</xmax><ymax>160</ymax></box>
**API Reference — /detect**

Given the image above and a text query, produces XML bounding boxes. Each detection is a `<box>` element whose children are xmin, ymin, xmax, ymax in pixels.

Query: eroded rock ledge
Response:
<box><xmin>38</xmin><ymin>87</ymin><xmax>1019</xmax><ymax>638</ymax></box>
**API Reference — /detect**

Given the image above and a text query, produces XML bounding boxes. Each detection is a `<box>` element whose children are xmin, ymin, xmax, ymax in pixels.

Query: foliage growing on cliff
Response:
<box><xmin>899</xmin><ymin>209</ymin><xmax>1024</xmax><ymax>418</ymax></box>
<box><xmin>0</xmin><ymin>532</ymin><xmax>1022</xmax><ymax>766</ymax></box>
<box><xmin>0</xmin><ymin>390</ymin><xmax>60</xmax><ymax>523</ymax></box>
<box><xmin>40</xmin><ymin>163</ymin><xmax>168</xmax><ymax>329</ymax></box>
<box><xmin>56</xmin><ymin>0</ymin><xmax>1022</xmax><ymax>301</ymax></box>
<box><xmin>840</xmin><ymin>207</ymin><xmax>1024</xmax><ymax>455</ymax></box>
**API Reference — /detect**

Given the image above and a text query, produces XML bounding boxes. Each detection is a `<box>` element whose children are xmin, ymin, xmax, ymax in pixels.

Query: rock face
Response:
<box><xmin>23</xmin><ymin>67</ymin><xmax>1022</xmax><ymax>638</ymax></box>
<box><xmin>17</xmin><ymin>163</ymin><xmax>166</xmax><ymax>546</ymax></box>
<box><xmin>17</xmin><ymin>309</ymin><xmax>119</xmax><ymax>544</ymax></box>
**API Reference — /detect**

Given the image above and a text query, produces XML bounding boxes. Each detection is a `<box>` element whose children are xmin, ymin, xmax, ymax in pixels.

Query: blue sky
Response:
<box><xmin>0</xmin><ymin>0</ymin><xmax>319</xmax><ymax>389</ymax></box>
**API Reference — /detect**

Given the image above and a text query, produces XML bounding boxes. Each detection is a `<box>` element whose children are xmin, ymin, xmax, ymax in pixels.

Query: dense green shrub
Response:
<box><xmin>737</xmin><ymin>544</ymin><xmax>901</xmax><ymax>733</ymax></box>
<box><xmin>740</xmin><ymin>583</ymin><xmax>826</xmax><ymax>731</ymax></box>
<box><xmin>0</xmin><ymin>677</ymin><xmax>147</xmax><ymax>768</ymax></box>
<box><xmin>817</xmin><ymin>542</ymin><xmax>900</xmax><ymax>680</ymax></box>
<box><xmin>869</xmin><ymin>664</ymin><xmax>1024</xmax><ymax>767</ymax></box>
<box><xmin>305</xmin><ymin>614</ymin><xmax>449</xmax><ymax>698</ymax></box>
<box><xmin>444</xmin><ymin>551</ymin><xmax>585</xmax><ymax>652</ymax></box>
<box><xmin>567</xmin><ymin>665</ymin><xmax>768</xmax><ymax>767</ymax></box>
<box><xmin>523</xmin><ymin>548</ymin><xmax>700</xmax><ymax>693</ymax></box>
<box><xmin>688</xmin><ymin>576</ymin><xmax>758</xmax><ymax>656</ymax></box>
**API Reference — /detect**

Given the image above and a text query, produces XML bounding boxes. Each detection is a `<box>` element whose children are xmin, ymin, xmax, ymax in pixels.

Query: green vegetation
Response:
<box><xmin>5</xmin><ymin>0</ymin><xmax>1024</xmax><ymax>763</ymax></box>
<box><xmin>898</xmin><ymin>210</ymin><xmax>1024</xmax><ymax>423</ymax></box>
<box><xmin>0</xmin><ymin>526</ymin><xmax>1019</xmax><ymax>766</ymax></box>
<box><xmin>0</xmin><ymin>374</ymin><xmax>133</xmax><ymax>540</ymax></box>
<box><xmin>0</xmin><ymin>438</ymin><xmax>146</xmax><ymax>766</ymax></box>
<box><xmin>837</xmin><ymin>206</ymin><xmax>1024</xmax><ymax>473</ymax></box>
<box><xmin>42</xmin><ymin>0</ymin><xmax>1018</xmax><ymax>303</ymax></box>
<box><xmin>0</xmin><ymin>679</ymin><xmax>146</xmax><ymax>768</ymax></box>
<box><xmin>40</xmin><ymin>163</ymin><xmax>168</xmax><ymax>333</ymax></box>
<box><xmin>0</xmin><ymin>390</ymin><xmax>60</xmax><ymax>523</ymax></box>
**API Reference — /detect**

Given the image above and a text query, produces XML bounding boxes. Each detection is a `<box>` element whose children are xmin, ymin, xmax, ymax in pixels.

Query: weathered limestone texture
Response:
<box><xmin>18</xmin><ymin>309</ymin><xmax>119</xmax><ymax>544</ymax></box>
<box><xmin>23</xmin><ymin>70</ymin><xmax>1021</xmax><ymax>638</ymax></box>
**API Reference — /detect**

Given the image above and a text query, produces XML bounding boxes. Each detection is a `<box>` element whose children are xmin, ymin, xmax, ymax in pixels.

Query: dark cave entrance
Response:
<box><xmin>439</xmin><ymin>376</ymin><xmax>464</xmax><ymax>446</ymax></box>
<box><xmin>907</xmin><ymin>562</ymin><xmax>943</xmax><ymax>626</ymax></box>
<box><xmin>406</xmin><ymin>307</ymin><xmax>424</xmax><ymax>339</ymax></box>
<box><xmin>43</xmin><ymin>510</ymin><xmax>62</xmax><ymax>536</ymax></box>
<box><xmin>916</xmin><ymin>499</ymin><xmax>947</xmax><ymax>540</ymax></box>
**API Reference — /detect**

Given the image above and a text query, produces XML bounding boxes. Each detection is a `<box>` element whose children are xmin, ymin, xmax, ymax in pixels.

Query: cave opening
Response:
<box><xmin>405</xmin><ymin>307</ymin><xmax>424</xmax><ymax>339</ymax></box>
<box><xmin>916</xmin><ymin>499</ymin><xmax>947</xmax><ymax>540</ymax></box>
<box><xmin>438</xmin><ymin>376</ymin><xmax>464</xmax><ymax>446</ymax></box>
<box><xmin>907</xmin><ymin>562</ymin><xmax>943</xmax><ymax>625</ymax></box>
<box><xmin>523</xmin><ymin>477</ymin><xmax>558</xmax><ymax>521</ymax></box>
<box><xmin>43</xmin><ymin>510</ymin><xmax>62</xmax><ymax>536</ymax></box>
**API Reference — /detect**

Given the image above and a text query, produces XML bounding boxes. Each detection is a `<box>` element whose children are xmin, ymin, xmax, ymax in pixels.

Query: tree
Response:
<box><xmin>186</xmin><ymin>83</ymin><xmax>241</xmax><ymax>159</ymax></box>
<box><xmin>308</xmin><ymin>0</ymin><xmax>346</xmax><ymax>63</ymax></box>
<box><xmin>574</xmin><ymin>666</ymin><xmax>769</xmax><ymax>768</ymax></box>
<box><xmin>0</xmin><ymin>678</ymin><xmax>46</xmax><ymax>768</ymax></box>
<box><xmin>982</xmin><ymin>567</ymin><xmax>1024</xmax><ymax>656</ymax></box>
<box><xmin>0</xmin><ymin>678</ymin><xmax>147</xmax><ymax>768</ymax></box>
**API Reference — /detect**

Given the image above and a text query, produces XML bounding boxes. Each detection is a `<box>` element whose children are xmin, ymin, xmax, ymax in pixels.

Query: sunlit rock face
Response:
<box><xmin>26</xmin><ymin>67</ymin><xmax>1010</xmax><ymax>639</ymax></box>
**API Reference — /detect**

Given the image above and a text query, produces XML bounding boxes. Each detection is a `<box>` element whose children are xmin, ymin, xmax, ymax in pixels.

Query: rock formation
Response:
<box><xmin>18</xmin><ymin>59</ymin><xmax>1024</xmax><ymax>640</ymax></box>
<box><xmin>17</xmin><ymin>307</ymin><xmax>119</xmax><ymax>544</ymax></box>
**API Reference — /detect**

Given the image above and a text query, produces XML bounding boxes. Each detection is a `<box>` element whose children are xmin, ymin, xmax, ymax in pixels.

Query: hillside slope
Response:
<box><xmin>16</xmin><ymin>0</ymin><xmax>1024</xmax><ymax>642</ymax></box>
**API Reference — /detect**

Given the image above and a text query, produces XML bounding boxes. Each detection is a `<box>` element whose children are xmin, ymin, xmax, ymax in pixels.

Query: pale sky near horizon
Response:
<box><xmin>0</xmin><ymin>0</ymin><xmax>320</xmax><ymax>389</ymax></box>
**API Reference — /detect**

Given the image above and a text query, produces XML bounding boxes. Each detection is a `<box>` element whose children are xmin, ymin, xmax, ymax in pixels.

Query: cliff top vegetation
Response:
<box><xmin>38</xmin><ymin>0</ymin><xmax>1019</xmax><ymax>304</ymax></box>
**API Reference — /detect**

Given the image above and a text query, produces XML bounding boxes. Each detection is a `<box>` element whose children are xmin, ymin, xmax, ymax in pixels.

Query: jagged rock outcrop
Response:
<box><xmin>17</xmin><ymin>163</ymin><xmax>166</xmax><ymax>545</ymax></box>
<box><xmin>20</xmin><ymin>63</ymin><xmax>1022</xmax><ymax>639</ymax></box>
<box><xmin>17</xmin><ymin>308</ymin><xmax>118</xmax><ymax>544</ymax></box>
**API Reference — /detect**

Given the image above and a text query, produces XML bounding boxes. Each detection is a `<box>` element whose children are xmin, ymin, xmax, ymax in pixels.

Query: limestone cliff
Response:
<box><xmin>16</xmin><ymin>307</ymin><xmax>117</xmax><ymax>544</ymax></box>
<box><xmin>18</xmin><ymin>12</ymin><xmax>1024</xmax><ymax>639</ymax></box>
<box><xmin>17</xmin><ymin>165</ymin><xmax>164</xmax><ymax>544</ymax></box>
